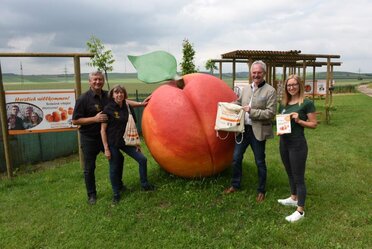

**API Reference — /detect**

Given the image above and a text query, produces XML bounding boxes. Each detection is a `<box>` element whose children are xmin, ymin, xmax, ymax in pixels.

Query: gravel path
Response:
<box><xmin>357</xmin><ymin>84</ymin><xmax>372</xmax><ymax>97</ymax></box>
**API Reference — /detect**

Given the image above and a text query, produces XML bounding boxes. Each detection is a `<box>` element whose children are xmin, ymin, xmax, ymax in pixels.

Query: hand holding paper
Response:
<box><xmin>276</xmin><ymin>114</ymin><xmax>291</xmax><ymax>134</ymax></box>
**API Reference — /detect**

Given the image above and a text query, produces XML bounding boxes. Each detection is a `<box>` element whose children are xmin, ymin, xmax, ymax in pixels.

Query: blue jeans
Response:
<box><xmin>231</xmin><ymin>125</ymin><xmax>267</xmax><ymax>193</ymax></box>
<box><xmin>108</xmin><ymin>145</ymin><xmax>148</xmax><ymax>196</ymax></box>
<box><xmin>80</xmin><ymin>134</ymin><xmax>104</xmax><ymax>197</ymax></box>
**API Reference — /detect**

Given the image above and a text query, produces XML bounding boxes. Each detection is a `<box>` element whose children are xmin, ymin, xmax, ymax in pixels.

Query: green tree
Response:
<box><xmin>180</xmin><ymin>39</ymin><xmax>197</xmax><ymax>75</ymax></box>
<box><xmin>205</xmin><ymin>59</ymin><xmax>218</xmax><ymax>74</ymax></box>
<box><xmin>86</xmin><ymin>35</ymin><xmax>115</xmax><ymax>89</ymax></box>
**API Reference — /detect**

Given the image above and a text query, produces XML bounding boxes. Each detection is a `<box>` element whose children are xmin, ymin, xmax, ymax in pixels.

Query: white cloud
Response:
<box><xmin>7</xmin><ymin>33</ymin><xmax>56</xmax><ymax>51</ymax></box>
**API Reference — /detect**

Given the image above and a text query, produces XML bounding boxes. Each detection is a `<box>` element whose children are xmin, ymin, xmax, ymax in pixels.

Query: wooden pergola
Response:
<box><xmin>211</xmin><ymin>49</ymin><xmax>342</xmax><ymax>123</ymax></box>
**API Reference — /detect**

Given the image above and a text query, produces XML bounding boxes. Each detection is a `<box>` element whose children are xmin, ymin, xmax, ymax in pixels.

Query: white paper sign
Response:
<box><xmin>276</xmin><ymin>114</ymin><xmax>291</xmax><ymax>134</ymax></box>
<box><xmin>317</xmin><ymin>80</ymin><xmax>327</xmax><ymax>95</ymax></box>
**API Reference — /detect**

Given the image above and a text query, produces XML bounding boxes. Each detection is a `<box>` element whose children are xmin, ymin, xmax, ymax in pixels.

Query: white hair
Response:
<box><xmin>251</xmin><ymin>60</ymin><xmax>266</xmax><ymax>73</ymax></box>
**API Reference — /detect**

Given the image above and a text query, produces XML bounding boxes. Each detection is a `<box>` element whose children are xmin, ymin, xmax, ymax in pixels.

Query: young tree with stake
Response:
<box><xmin>86</xmin><ymin>36</ymin><xmax>115</xmax><ymax>90</ymax></box>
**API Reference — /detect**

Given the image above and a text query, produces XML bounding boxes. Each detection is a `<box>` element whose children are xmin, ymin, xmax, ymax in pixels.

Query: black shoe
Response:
<box><xmin>141</xmin><ymin>183</ymin><xmax>155</xmax><ymax>191</ymax></box>
<box><xmin>112</xmin><ymin>194</ymin><xmax>121</xmax><ymax>204</ymax></box>
<box><xmin>88</xmin><ymin>194</ymin><xmax>96</xmax><ymax>205</ymax></box>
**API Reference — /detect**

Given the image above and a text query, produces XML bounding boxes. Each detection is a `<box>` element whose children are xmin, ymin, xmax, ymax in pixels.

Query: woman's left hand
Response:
<box><xmin>290</xmin><ymin>112</ymin><xmax>300</xmax><ymax>123</ymax></box>
<box><xmin>104</xmin><ymin>148</ymin><xmax>111</xmax><ymax>160</ymax></box>
<box><xmin>142</xmin><ymin>95</ymin><xmax>152</xmax><ymax>106</ymax></box>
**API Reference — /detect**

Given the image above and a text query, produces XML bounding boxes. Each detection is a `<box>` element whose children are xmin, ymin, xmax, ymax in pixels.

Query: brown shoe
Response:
<box><xmin>256</xmin><ymin>192</ymin><xmax>265</xmax><ymax>203</ymax></box>
<box><xmin>223</xmin><ymin>186</ymin><xmax>238</xmax><ymax>194</ymax></box>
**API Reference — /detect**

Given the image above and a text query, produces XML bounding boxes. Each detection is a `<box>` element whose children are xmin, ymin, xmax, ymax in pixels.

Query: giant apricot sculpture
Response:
<box><xmin>129</xmin><ymin>51</ymin><xmax>237</xmax><ymax>177</ymax></box>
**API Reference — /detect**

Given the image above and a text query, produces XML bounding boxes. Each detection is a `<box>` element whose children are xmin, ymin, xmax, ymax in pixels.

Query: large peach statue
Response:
<box><xmin>129</xmin><ymin>51</ymin><xmax>237</xmax><ymax>177</ymax></box>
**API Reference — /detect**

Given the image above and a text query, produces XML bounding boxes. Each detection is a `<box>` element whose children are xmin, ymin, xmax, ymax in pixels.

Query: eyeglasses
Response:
<box><xmin>287</xmin><ymin>83</ymin><xmax>299</xmax><ymax>88</ymax></box>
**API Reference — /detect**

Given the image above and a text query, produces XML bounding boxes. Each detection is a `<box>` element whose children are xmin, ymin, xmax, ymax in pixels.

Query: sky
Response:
<box><xmin>0</xmin><ymin>0</ymin><xmax>371</xmax><ymax>75</ymax></box>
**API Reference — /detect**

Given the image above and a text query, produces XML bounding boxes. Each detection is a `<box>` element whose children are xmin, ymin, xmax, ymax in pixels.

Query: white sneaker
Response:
<box><xmin>278</xmin><ymin>197</ymin><xmax>298</xmax><ymax>207</ymax></box>
<box><xmin>285</xmin><ymin>211</ymin><xmax>305</xmax><ymax>222</ymax></box>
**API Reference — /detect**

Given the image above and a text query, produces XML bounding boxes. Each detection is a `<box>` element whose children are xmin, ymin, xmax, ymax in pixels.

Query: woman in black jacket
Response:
<box><xmin>101</xmin><ymin>85</ymin><xmax>154</xmax><ymax>204</ymax></box>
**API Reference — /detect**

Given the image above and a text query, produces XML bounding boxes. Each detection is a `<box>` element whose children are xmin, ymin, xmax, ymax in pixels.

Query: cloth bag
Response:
<box><xmin>123</xmin><ymin>104</ymin><xmax>141</xmax><ymax>146</ymax></box>
<box><xmin>214</xmin><ymin>102</ymin><xmax>245</xmax><ymax>143</ymax></box>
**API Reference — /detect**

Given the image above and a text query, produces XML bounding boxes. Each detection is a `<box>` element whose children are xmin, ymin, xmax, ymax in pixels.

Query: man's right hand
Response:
<box><xmin>95</xmin><ymin>111</ymin><xmax>108</xmax><ymax>123</ymax></box>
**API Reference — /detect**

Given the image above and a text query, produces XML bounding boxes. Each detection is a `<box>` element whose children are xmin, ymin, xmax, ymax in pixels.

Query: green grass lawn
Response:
<box><xmin>0</xmin><ymin>93</ymin><xmax>371</xmax><ymax>248</ymax></box>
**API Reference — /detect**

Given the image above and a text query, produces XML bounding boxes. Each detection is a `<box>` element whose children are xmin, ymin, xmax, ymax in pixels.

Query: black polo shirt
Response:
<box><xmin>15</xmin><ymin>116</ymin><xmax>25</xmax><ymax>130</ymax></box>
<box><xmin>72</xmin><ymin>89</ymin><xmax>109</xmax><ymax>138</ymax></box>
<box><xmin>103</xmin><ymin>100</ymin><xmax>137</xmax><ymax>147</ymax></box>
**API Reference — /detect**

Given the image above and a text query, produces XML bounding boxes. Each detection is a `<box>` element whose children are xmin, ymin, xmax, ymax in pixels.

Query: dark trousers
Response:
<box><xmin>80</xmin><ymin>134</ymin><xmax>104</xmax><ymax>197</ymax></box>
<box><xmin>231</xmin><ymin>125</ymin><xmax>267</xmax><ymax>193</ymax></box>
<box><xmin>279</xmin><ymin>135</ymin><xmax>308</xmax><ymax>207</ymax></box>
<box><xmin>108</xmin><ymin>145</ymin><xmax>148</xmax><ymax>196</ymax></box>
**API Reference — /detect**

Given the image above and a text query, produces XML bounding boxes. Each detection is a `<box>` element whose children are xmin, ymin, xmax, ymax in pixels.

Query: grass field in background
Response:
<box><xmin>3</xmin><ymin>72</ymin><xmax>372</xmax><ymax>96</ymax></box>
<box><xmin>3</xmin><ymin>73</ymin><xmax>160</xmax><ymax>94</ymax></box>
<box><xmin>0</xmin><ymin>93</ymin><xmax>371</xmax><ymax>248</ymax></box>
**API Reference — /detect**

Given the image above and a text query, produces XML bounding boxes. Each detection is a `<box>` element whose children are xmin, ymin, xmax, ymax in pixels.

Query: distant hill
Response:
<box><xmin>315</xmin><ymin>71</ymin><xmax>372</xmax><ymax>79</ymax></box>
<box><xmin>1</xmin><ymin>72</ymin><xmax>141</xmax><ymax>84</ymax></box>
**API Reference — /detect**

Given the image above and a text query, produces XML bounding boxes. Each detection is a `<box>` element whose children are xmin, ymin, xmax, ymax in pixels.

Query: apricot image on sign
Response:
<box><xmin>53</xmin><ymin>111</ymin><xmax>61</xmax><ymax>122</ymax></box>
<box><xmin>45</xmin><ymin>106</ymin><xmax>74</xmax><ymax>122</ymax></box>
<box><xmin>279</xmin><ymin>124</ymin><xmax>289</xmax><ymax>131</ymax></box>
<box><xmin>45</xmin><ymin>114</ymin><xmax>54</xmax><ymax>122</ymax></box>
<box><xmin>142</xmin><ymin>73</ymin><xmax>237</xmax><ymax>178</ymax></box>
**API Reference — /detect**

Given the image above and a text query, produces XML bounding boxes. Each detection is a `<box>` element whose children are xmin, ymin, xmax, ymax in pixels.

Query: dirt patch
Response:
<box><xmin>357</xmin><ymin>84</ymin><xmax>372</xmax><ymax>97</ymax></box>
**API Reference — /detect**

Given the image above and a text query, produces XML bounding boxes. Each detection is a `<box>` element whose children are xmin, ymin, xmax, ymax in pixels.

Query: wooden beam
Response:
<box><xmin>0</xmin><ymin>52</ymin><xmax>93</xmax><ymax>58</ymax></box>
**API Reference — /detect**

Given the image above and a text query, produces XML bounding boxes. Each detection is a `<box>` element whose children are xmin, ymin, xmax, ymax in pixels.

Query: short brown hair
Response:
<box><xmin>109</xmin><ymin>84</ymin><xmax>128</xmax><ymax>99</ymax></box>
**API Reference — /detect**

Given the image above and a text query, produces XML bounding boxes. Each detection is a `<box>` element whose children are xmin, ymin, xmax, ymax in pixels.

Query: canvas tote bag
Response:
<box><xmin>214</xmin><ymin>102</ymin><xmax>245</xmax><ymax>143</ymax></box>
<box><xmin>123</xmin><ymin>104</ymin><xmax>141</xmax><ymax>146</ymax></box>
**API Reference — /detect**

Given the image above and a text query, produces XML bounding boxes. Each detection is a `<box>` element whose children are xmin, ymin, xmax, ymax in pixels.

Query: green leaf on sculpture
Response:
<box><xmin>128</xmin><ymin>51</ymin><xmax>179</xmax><ymax>84</ymax></box>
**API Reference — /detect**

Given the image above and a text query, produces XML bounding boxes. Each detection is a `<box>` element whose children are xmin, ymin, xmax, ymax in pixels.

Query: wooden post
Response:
<box><xmin>232</xmin><ymin>59</ymin><xmax>236</xmax><ymax>88</ymax></box>
<box><xmin>312</xmin><ymin>65</ymin><xmax>316</xmax><ymax>101</ymax></box>
<box><xmin>248</xmin><ymin>59</ymin><xmax>253</xmax><ymax>83</ymax></box>
<box><xmin>219</xmin><ymin>61</ymin><xmax>222</xmax><ymax>80</ymax></box>
<box><xmin>273</xmin><ymin>65</ymin><xmax>277</xmax><ymax>89</ymax></box>
<box><xmin>329</xmin><ymin>64</ymin><xmax>334</xmax><ymax>109</ymax></box>
<box><xmin>302</xmin><ymin>61</ymin><xmax>306</xmax><ymax>83</ymax></box>
<box><xmin>0</xmin><ymin>64</ymin><xmax>13</xmax><ymax>178</ymax></box>
<box><xmin>325</xmin><ymin>57</ymin><xmax>331</xmax><ymax>124</ymax></box>
<box><xmin>73</xmin><ymin>56</ymin><xmax>84</xmax><ymax>169</ymax></box>
<box><xmin>283</xmin><ymin>65</ymin><xmax>287</xmax><ymax>83</ymax></box>
<box><xmin>74</xmin><ymin>56</ymin><xmax>82</xmax><ymax>97</ymax></box>
<box><xmin>267</xmin><ymin>62</ymin><xmax>271</xmax><ymax>85</ymax></box>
